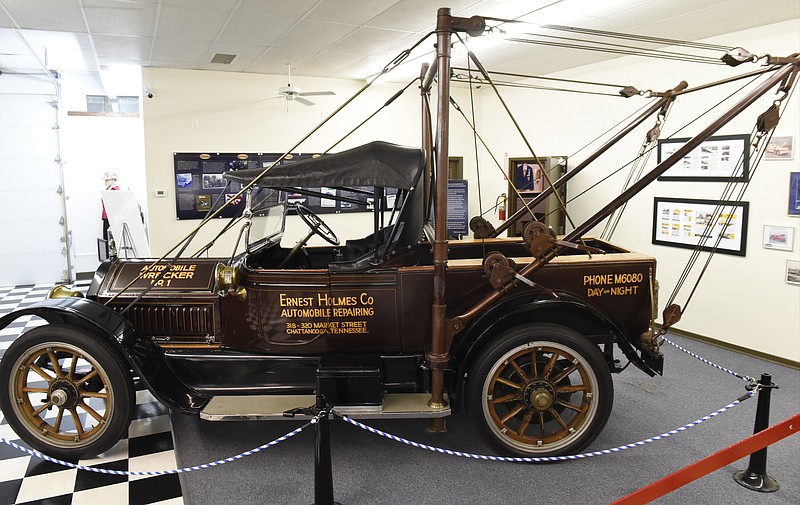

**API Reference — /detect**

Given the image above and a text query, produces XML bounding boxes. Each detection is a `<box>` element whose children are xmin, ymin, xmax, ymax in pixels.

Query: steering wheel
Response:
<box><xmin>296</xmin><ymin>204</ymin><xmax>339</xmax><ymax>245</ymax></box>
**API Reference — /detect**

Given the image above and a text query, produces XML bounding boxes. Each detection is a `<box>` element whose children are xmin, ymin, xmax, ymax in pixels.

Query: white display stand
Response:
<box><xmin>101</xmin><ymin>190</ymin><xmax>151</xmax><ymax>258</ymax></box>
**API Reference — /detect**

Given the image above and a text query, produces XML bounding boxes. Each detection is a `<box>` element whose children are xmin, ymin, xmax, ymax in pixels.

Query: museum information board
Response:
<box><xmin>173</xmin><ymin>152</ymin><xmax>394</xmax><ymax>219</ymax></box>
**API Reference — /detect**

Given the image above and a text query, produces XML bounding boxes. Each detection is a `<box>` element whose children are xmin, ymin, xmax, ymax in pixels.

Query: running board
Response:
<box><xmin>199</xmin><ymin>393</ymin><xmax>451</xmax><ymax>421</ymax></box>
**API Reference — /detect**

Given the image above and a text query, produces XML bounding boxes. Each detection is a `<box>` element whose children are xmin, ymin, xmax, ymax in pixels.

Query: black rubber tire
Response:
<box><xmin>466</xmin><ymin>323</ymin><xmax>613</xmax><ymax>458</ymax></box>
<box><xmin>0</xmin><ymin>325</ymin><xmax>134</xmax><ymax>460</ymax></box>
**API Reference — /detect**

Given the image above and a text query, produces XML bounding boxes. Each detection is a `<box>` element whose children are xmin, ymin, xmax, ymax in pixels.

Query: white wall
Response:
<box><xmin>478</xmin><ymin>20</ymin><xmax>800</xmax><ymax>361</ymax></box>
<box><xmin>141</xmin><ymin>67</ymin><xmax>479</xmax><ymax>257</ymax></box>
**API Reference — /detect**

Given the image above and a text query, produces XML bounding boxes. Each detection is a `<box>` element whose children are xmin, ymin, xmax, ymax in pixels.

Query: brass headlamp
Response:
<box><xmin>215</xmin><ymin>263</ymin><xmax>247</xmax><ymax>300</ymax></box>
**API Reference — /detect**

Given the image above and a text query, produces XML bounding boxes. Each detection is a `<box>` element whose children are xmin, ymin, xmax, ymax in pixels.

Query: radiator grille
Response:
<box><xmin>122</xmin><ymin>304</ymin><xmax>214</xmax><ymax>336</ymax></box>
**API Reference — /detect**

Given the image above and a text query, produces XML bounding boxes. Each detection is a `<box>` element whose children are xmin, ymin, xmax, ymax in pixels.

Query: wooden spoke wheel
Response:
<box><xmin>0</xmin><ymin>325</ymin><xmax>134</xmax><ymax>459</ymax></box>
<box><xmin>467</xmin><ymin>324</ymin><xmax>613</xmax><ymax>457</ymax></box>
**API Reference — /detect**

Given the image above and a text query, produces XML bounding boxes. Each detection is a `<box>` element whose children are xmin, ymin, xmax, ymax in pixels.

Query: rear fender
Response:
<box><xmin>0</xmin><ymin>297</ymin><xmax>209</xmax><ymax>412</ymax></box>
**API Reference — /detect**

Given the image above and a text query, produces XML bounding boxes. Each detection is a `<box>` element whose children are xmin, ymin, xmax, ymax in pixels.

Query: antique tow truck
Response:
<box><xmin>0</xmin><ymin>8</ymin><xmax>795</xmax><ymax>461</ymax></box>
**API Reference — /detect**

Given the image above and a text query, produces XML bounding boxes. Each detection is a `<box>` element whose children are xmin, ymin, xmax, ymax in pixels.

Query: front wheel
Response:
<box><xmin>466</xmin><ymin>323</ymin><xmax>613</xmax><ymax>458</ymax></box>
<box><xmin>0</xmin><ymin>325</ymin><xmax>134</xmax><ymax>459</ymax></box>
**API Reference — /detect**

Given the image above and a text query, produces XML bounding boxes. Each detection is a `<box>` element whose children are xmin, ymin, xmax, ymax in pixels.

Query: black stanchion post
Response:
<box><xmin>313</xmin><ymin>394</ymin><xmax>341</xmax><ymax>505</ymax></box>
<box><xmin>733</xmin><ymin>372</ymin><xmax>780</xmax><ymax>492</ymax></box>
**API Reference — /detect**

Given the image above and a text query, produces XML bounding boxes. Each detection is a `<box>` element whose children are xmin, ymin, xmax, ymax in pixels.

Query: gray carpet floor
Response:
<box><xmin>170</xmin><ymin>333</ymin><xmax>800</xmax><ymax>504</ymax></box>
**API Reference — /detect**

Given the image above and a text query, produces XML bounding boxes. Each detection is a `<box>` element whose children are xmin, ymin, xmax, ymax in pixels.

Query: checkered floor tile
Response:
<box><xmin>0</xmin><ymin>281</ymin><xmax>185</xmax><ymax>505</ymax></box>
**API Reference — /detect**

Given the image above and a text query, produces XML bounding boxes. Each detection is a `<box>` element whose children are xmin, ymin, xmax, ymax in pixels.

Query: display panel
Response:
<box><xmin>173</xmin><ymin>152</ymin><xmax>391</xmax><ymax>219</ymax></box>
<box><xmin>657</xmin><ymin>134</ymin><xmax>749</xmax><ymax>182</ymax></box>
<box><xmin>651</xmin><ymin>197</ymin><xmax>749</xmax><ymax>256</ymax></box>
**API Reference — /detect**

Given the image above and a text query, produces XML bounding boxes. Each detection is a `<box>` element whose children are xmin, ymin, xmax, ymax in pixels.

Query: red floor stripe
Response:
<box><xmin>612</xmin><ymin>412</ymin><xmax>800</xmax><ymax>505</ymax></box>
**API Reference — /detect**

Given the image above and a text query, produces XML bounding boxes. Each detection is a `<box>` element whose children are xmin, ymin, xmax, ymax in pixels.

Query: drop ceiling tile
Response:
<box><xmin>238</xmin><ymin>0</ymin><xmax>321</xmax><ymax>18</ymax></box>
<box><xmin>455</xmin><ymin>0</ymin><xmax>555</xmax><ymax>21</ymax></box>
<box><xmin>366</xmin><ymin>0</ymin><xmax>482</xmax><ymax>32</ymax></box>
<box><xmin>273</xmin><ymin>20</ymin><xmax>357</xmax><ymax>51</ymax></box>
<box><xmin>626</xmin><ymin>3</ymin><xmax>800</xmax><ymax>44</ymax></box>
<box><xmin>297</xmin><ymin>51</ymin><xmax>365</xmax><ymax>76</ymax></box>
<box><xmin>0</xmin><ymin>8</ymin><xmax>13</xmax><ymax>28</ymax></box>
<box><xmin>155</xmin><ymin>5</ymin><xmax>228</xmax><ymax>41</ymax></box>
<box><xmin>327</xmin><ymin>27</ymin><xmax>414</xmax><ymax>56</ymax></box>
<box><xmin>84</xmin><ymin>3</ymin><xmax>157</xmax><ymax>37</ymax></box>
<box><xmin>13</xmin><ymin>30</ymin><xmax>96</xmax><ymax>71</ymax></box>
<box><xmin>93</xmin><ymin>35</ymin><xmax>153</xmax><ymax>61</ymax></box>
<box><xmin>22</xmin><ymin>29</ymin><xmax>94</xmax><ymax>51</ymax></box>
<box><xmin>247</xmin><ymin>46</ymin><xmax>317</xmax><ymax>74</ymax></box>
<box><xmin>304</xmin><ymin>0</ymin><xmax>400</xmax><ymax>25</ymax></box>
<box><xmin>149</xmin><ymin>59</ymin><xmax>198</xmax><ymax>70</ymax></box>
<box><xmin>195</xmin><ymin>59</ymin><xmax>254</xmax><ymax>72</ymax></box>
<box><xmin>160</xmin><ymin>0</ymin><xmax>241</xmax><ymax>11</ymax></box>
<box><xmin>0</xmin><ymin>0</ymin><xmax>86</xmax><ymax>32</ymax></box>
<box><xmin>151</xmin><ymin>36</ymin><xmax>210</xmax><ymax>62</ymax></box>
<box><xmin>216</xmin><ymin>13</ymin><xmax>294</xmax><ymax>46</ymax></box>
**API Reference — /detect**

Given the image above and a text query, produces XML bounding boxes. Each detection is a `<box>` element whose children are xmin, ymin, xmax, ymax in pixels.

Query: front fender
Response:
<box><xmin>0</xmin><ymin>297</ymin><xmax>209</xmax><ymax>413</ymax></box>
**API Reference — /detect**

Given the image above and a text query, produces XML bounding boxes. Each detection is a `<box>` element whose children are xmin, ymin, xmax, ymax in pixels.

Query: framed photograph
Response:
<box><xmin>509</xmin><ymin>157</ymin><xmax>543</xmax><ymax>192</ymax></box>
<box><xmin>765</xmin><ymin>136</ymin><xmax>794</xmax><ymax>160</ymax></box>
<box><xmin>652</xmin><ymin>197</ymin><xmax>749</xmax><ymax>256</ymax></box>
<box><xmin>789</xmin><ymin>172</ymin><xmax>800</xmax><ymax>217</ymax></box>
<box><xmin>787</xmin><ymin>259</ymin><xmax>800</xmax><ymax>286</ymax></box>
<box><xmin>657</xmin><ymin>134</ymin><xmax>749</xmax><ymax>182</ymax></box>
<box><xmin>762</xmin><ymin>225</ymin><xmax>794</xmax><ymax>251</ymax></box>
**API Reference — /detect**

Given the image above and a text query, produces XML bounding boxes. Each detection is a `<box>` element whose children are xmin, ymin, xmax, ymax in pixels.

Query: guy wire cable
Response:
<box><xmin>507</xmin><ymin>36</ymin><xmax>724</xmax><ymax>65</ymax></box>
<box><xmin>464</xmin><ymin>35</ymin><xmax>485</xmax><ymax>249</ymax></box>
<box><xmin>451</xmin><ymin>66</ymin><xmax>630</xmax><ymax>90</ymax></box>
<box><xmin>449</xmin><ymin>76</ymin><xmax>626</xmax><ymax>97</ymax></box>
<box><xmin>539</xmin><ymin>24</ymin><xmax>733</xmax><ymax>51</ymax></box>
<box><xmin>661</xmin><ymin>69</ymin><xmax>797</xmax><ymax>311</ymax></box>
<box><xmin>601</xmin><ymin>93</ymin><xmax>679</xmax><ymax>240</ymax></box>
<box><xmin>667</xmin><ymin>79</ymin><xmax>797</xmax><ymax>314</ymax></box>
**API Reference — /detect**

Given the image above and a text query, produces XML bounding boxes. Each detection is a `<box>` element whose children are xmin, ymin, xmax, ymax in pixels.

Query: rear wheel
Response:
<box><xmin>466</xmin><ymin>323</ymin><xmax>613</xmax><ymax>457</ymax></box>
<box><xmin>0</xmin><ymin>325</ymin><xmax>134</xmax><ymax>459</ymax></box>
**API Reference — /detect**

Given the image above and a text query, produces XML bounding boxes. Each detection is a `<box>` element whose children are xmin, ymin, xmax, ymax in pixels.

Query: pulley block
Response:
<box><xmin>482</xmin><ymin>251</ymin><xmax>516</xmax><ymax>289</ymax></box>
<box><xmin>756</xmin><ymin>104</ymin><xmax>780</xmax><ymax>134</ymax></box>
<box><xmin>522</xmin><ymin>221</ymin><xmax>555</xmax><ymax>257</ymax></box>
<box><xmin>470</xmin><ymin>216</ymin><xmax>496</xmax><ymax>239</ymax></box>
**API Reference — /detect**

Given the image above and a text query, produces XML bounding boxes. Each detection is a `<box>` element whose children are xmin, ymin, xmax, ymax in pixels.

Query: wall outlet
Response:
<box><xmin>154</xmin><ymin>189</ymin><xmax>168</xmax><ymax>197</ymax></box>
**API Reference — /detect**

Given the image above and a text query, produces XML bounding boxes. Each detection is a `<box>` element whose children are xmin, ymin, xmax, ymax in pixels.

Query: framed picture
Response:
<box><xmin>657</xmin><ymin>134</ymin><xmax>749</xmax><ymax>182</ymax></box>
<box><xmin>652</xmin><ymin>197</ymin><xmax>749</xmax><ymax>256</ymax></box>
<box><xmin>787</xmin><ymin>259</ymin><xmax>800</xmax><ymax>286</ymax></box>
<box><xmin>762</xmin><ymin>225</ymin><xmax>795</xmax><ymax>251</ymax></box>
<box><xmin>789</xmin><ymin>172</ymin><xmax>800</xmax><ymax>217</ymax></box>
<box><xmin>765</xmin><ymin>136</ymin><xmax>794</xmax><ymax>160</ymax></box>
<box><xmin>509</xmin><ymin>157</ymin><xmax>543</xmax><ymax>192</ymax></box>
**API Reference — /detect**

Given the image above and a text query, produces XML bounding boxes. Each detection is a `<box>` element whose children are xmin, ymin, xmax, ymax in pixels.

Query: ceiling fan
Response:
<box><xmin>276</xmin><ymin>63</ymin><xmax>335</xmax><ymax>106</ymax></box>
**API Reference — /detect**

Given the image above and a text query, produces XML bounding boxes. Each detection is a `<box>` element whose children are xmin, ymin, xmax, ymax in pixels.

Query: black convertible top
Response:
<box><xmin>224</xmin><ymin>141</ymin><xmax>425</xmax><ymax>190</ymax></box>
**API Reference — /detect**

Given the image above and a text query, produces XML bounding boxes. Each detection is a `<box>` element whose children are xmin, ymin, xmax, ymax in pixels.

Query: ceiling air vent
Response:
<box><xmin>210</xmin><ymin>53</ymin><xmax>237</xmax><ymax>64</ymax></box>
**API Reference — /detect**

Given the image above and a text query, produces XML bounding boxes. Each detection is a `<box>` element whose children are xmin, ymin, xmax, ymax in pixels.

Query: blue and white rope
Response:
<box><xmin>659</xmin><ymin>335</ymin><xmax>753</xmax><ymax>382</ymax></box>
<box><xmin>0</xmin><ymin>421</ymin><xmax>311</xmax><ymax>476</ymax></box>
<box><xmin>336</xmin><ymin>391</ymin><xmax>753</xmax><ymax>463</ymax></box>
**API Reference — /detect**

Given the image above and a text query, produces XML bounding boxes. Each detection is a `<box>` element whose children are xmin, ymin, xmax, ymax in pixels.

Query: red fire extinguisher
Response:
<box><xmin>496</xmin><ymin>193</ymin><xmax>507</xmax><ymax>220</ymax></box>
